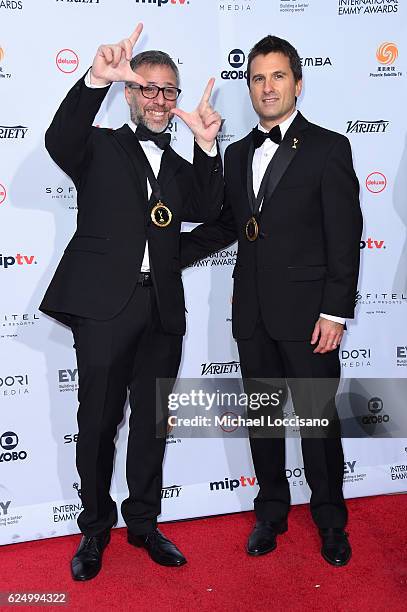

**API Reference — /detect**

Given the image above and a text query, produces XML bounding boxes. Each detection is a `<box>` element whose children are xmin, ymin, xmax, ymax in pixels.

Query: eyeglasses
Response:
<box><xmin>127</xmin><ymin>84</ymin><xmax>182</xmax><ymax>101</ymax></box>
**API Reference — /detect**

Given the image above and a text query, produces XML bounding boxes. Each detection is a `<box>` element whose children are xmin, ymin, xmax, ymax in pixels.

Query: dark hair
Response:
<box><xmin>246</xmin><ymin>35</ymin><xmax>302</xmax><ymax>87</ymax></box>
<box><xmin>129</xmin><ymin>50</ymin><xmax>180</xmax><ymax>86</ymax></box>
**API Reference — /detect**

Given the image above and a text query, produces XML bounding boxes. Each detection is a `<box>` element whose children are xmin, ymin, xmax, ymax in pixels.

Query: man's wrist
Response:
<box><xmin>195</xmin><ymin>137</ymin><xmax>216</xmax><ymax>153</ymax></box>
<box><xmin>89</xmin><ymin>68</ymin><xmax>111</xmax><ymax>88</ymax></box>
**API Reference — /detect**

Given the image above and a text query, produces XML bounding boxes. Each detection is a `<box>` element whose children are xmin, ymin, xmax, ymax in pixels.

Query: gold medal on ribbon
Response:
<box><xmin>151</xmin><ymin>201</ymin><xmax>172</xmax><ymax>228</ymax></box>
<box><xmin>245</xmin><ymin>216</ymin><xmax>259</xmax><ymax>241</ymax></box>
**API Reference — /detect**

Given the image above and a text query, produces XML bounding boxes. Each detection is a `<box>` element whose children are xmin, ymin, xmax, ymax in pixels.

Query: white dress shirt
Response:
<box><xmin>84</xmin><ymin>68</ymin><xmax>217</xmax><ymax>272</ymax></box>
<box><xmin>252</xmin><ymin>110</ymin><xmax>345</xmax><ymax>325</ymax></box>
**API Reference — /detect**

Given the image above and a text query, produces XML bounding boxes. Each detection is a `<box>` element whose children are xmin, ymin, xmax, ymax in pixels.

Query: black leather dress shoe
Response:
<box><xmin>319</xmin><ymin>528</ymin><xmax>351</xmax><ymax>566</ymax></box>
<box><xmin>247</xmin><ymin>520</ymin><xmax>288</xmax><ymax>556</ymax></box>
<box><xmin>128</xmin><ymin>528</ymin><xmax>186</xmax><ymax>567</ymax></box>
<box><xmin>71</xmin><ymin>529</ymin><xmax>111</xmax><ymax>581</ymax></box>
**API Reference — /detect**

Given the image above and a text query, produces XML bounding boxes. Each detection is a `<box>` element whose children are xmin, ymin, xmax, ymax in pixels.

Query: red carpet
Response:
<box><xmin>1</xmin><ymin>494</ymin><xmax>406</xmax><ymax>611</ymax></box>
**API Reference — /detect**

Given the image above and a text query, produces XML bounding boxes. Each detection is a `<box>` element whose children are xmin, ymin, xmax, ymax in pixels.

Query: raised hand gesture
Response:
<box><xmin>171</xmin><ymin>78</ymin><xmax>221</xmax><ymax>151</ymax></box>
<box><xmin>90</xmin><ymin>23</ymin><xmax>146</xmax><ymax>87</ymax></box>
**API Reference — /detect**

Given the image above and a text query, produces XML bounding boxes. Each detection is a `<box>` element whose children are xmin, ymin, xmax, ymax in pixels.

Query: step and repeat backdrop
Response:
<box><xmin>1</xmin><ymin>0</ymin><xmax>406</xmax><ymax>544</ymax></box>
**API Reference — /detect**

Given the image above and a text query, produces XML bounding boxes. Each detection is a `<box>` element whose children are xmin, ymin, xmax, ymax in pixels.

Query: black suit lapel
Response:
<box><xmin>262</xmin><ymin>111</ymin><xmax>310</xmax><ymax>203</ymax></box>
<box><xmin>112</xmin><ymin>125</ymin><xmax>148</xmax><ymax>201</ymax></box>
<box><xmin>238</xmin><ymin>134</ymin><xmax>255</xmax><ymax>213</ymax></box>
<box><xmin>156</xmin><ymin>146</ymin><xmax>184</xmax><ymax>194</ymax></box>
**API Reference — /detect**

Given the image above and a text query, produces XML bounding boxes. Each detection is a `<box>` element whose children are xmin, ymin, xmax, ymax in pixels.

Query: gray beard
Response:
<box><xmin>130</xmin><ymin>105</ymin><xmax>169</xmax><ymax>134</ymax></box>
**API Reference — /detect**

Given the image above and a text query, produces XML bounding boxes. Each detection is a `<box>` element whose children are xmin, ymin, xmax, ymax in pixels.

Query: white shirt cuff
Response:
<box><xmin>196</xmin><ymin>140</ymin><xmax>217</xmax><ymax>157</ymax></box>
<box><xmin>320</xmin><ymin>313</ymin><xmax>346</xmax><ymax>325</ymax></box>
<box><xmin>84</xmin><ymin>68</ymin><xmax>110</xmax><ymax>89</ymax></box>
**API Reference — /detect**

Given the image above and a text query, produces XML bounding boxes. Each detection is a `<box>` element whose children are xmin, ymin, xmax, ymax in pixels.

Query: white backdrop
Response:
<box><xmin>1</xmin><ymin>0</ymin><xmax>406</xmax><ymax>544</ymax></box>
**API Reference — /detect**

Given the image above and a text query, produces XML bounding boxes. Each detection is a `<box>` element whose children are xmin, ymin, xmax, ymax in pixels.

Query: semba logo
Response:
<box><xmin>0</xmin><ymin>253</ymin><xmax>37</xmax><ymax>269</ymax></box>
<box><xmin>134</xmin><ymin>0</ymin><xmax>190</xmax><ymax>6</ymax></box>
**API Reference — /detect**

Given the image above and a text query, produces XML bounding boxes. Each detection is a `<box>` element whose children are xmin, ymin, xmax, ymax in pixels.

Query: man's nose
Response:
<box><xmin>263</xmin><ymin>78</ymin><xmax>275</xmax><ymax>93</ymax></box>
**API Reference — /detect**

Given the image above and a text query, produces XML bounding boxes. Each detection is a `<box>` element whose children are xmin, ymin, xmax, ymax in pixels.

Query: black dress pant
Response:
<box><xmin>237</xmin><ymin>316</ymin><xmax>347</xmax><ymax>529</ymax></box>
<box><xmin>70</xmin><ymin>284</ymin><xmax>183</xmax><ymax>537</ymax></box>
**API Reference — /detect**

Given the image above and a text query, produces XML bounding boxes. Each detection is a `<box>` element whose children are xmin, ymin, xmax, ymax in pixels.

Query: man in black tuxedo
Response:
<box><xmin>180</xmin><ymin>36</ymin><xmax>362</xmax><ymax>566</ymax></box>
<box><xmin>40</xmin><ymin>24</ymin><xmax>223</xmax><ymax>580</ymax></box>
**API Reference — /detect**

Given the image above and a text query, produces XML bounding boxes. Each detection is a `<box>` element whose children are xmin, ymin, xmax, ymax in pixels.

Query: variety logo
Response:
<box><xmin>301</xmin><ymin>56</ymin><xmax>332</xmax><ymax>67</ymax></box>
<box><xmin>0</xmin><ymin>125</ymin><xmax>28</xmax><ymax>139</ymax></box>
<box><xmin>366</xmin><ymin>172</ymin><xmax>387</xmax><ymax>194</ymax></box>
<box><xmin>0</xmin><ymin>253</ymin><xmax>37</xmax><ymax>268</ymax></box>
<box><xmin>221</xmin><ymin>49</ymin><xmax>247</xmax><ymax>80</ymax></box>
<box><xmin>134</xmin><ymin>0</ymin><xmax>190</xmax><ymax>7</ymax></box>
<box><xmin>0</xmin><ymin>374</ymin><xmax>29</xmax><ymax>398</ymax></box>
<box><xmin>58</xmin><ymin>368</ymin><xmax>78</xmax><ymax>393</ymax></box>
<box><xmin>0</xmin><ymin>183</ymin><xmax>6</xmax><ymax>205</ymax></box>
<box><xmin>396</xmin><ymin>346</ymin><xmax>407</xmax><ymax>367</ymax></box>
<box><xmin>377</xmin><ymin>42</ymin><xmax>398</xmax><ymax>65</ymax></box>
<box><xmin>341</xmin><ymin>348</ymin><xmax>372</xmax><ymax>368</ymax></box>
<box><xmin>190</xmin><ymin>248</ymin><xmax>237</xmax><ymax>268</ymax></box>
<box><xmin>161</xmin><ymin>485</ymin><xmax>182</xmax><ymax>499</ymax></box>
<box><xmin>0</xmin><ymin>431</ymin><xmax>28</xmax><ymax>462</ymax></box>
<box><xmin>56</xmin><ymin>49</ymin><xmax>79</xmax><ymax>74</ymax></box>
<box><xmin>338</xmin><ymin>0</ymin><xmax>399</xmax><ymax>15</ymax></box>
<box><xmin>201</xmin><ymin>360</ymin><xmax>240</xmax><ymax>376</ymax></box>
<box><xmin>360</xmin><ymin>238</ymin><xmax>385</xmax><ymax>250</ymax></box>
<box><xmin>0</xmin><ymin>1</ymin><xmax>23</xmax><ymax>8</ymax></box>
<box><xmin>346</xmin><ymin>120</ymin><xmax>389</xmax><ymax>134</ymax></box>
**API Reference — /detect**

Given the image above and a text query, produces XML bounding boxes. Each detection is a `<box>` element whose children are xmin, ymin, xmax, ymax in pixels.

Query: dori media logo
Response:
<box><xmin>56</xmin><ymin>49</ymin><xmax>79</xmax><ymax>74</ymax></box>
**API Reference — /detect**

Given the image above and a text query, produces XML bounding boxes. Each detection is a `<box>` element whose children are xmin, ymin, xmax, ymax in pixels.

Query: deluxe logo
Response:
<box><xmin>338</xmin><ymin>0</ymin><xmax>398</xmax><ymax>15</ymax></box>
<box><xmin>377</xmin><ymin>42</ymin><xmax>398</xmax><ymax>65</ymax></box>
<box><xmin>0</xmin><ymin>125</ymin><xmax>28</xmax><ymax>139</ymax></box>
<box><xmin>56</xmin><ymin>49</ymin><xmax>79</xmax><ymax>74</ymax></box>
<box><xmin>0</xmin><ymin>253</ymin><xmax>37</xmax><ymax>268</ymax></box>
<box><xmin>301</xmin><ymin>57</ymin><xmax>332</xmax><ymax>67</ymax></box>
<box><xmin>0</xmin><ymin>183</ymin><xmax>6</xmax><ymax>205</ymax></box>
<box><xmin>366</xmin><ymin>172</ymin><xmax>387</xmax><ymax>193</ymax></box>
<box><xmin>221</xmin><ymin>49</ymin><xmax>247</xmax><ymax>80</ymax></box>
<box><xmin>201</xmin><ymin>361</ymin><xmax>240</xmax><ymax>375</ymax></box>
<box><xmin>0</xmin><ymin>431</ymin><xmax>28</xmax><ymax>462</ymax></box>
<box><xmin>0</xmin><ymin>1</ymin><xmax>23</xmax><ymax>8</ymax></box>
<box><xmin>346</xmin><ymin>120</ymin><xmax>389</xmax><ymax>134</ymax></box>
<box><xmin>161</xmin><ymin>485</ymin><xmax>182</xmax><ymax>499</ymax></box>
<box><xmin>360</xmin><ymin>238</ymin><xmax>385</xmax><ymax>249</ymax></box>
<box><xmin>134</xmin><ymin>0</ymin><xmax>190</xmax><ymax>6</ymax></box>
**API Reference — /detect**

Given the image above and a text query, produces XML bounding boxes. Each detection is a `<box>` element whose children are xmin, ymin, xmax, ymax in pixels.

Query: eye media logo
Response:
<box><xmin>366</xmin><ymin>172</ymin><xmax>387</xmax><ymax>194</ymax></box>
<box><xmin>0</xmin><ymin>431</ymin><xmax>28</xmax><ymax>463</ymax></box>
<box><xmin>346</xmin><ymin>120</ymin><xmax>389</xmax><ymax>134</ymax></box>
<box><xmin>222</xmin><ymin>49</ymin><xmax>247</xmax><ymax>81</ymax></box>
<box><xmin>56</xmin><ymin>49</ymin><xmax>79</xmax><ymax>74</ymax></box>
<box><xmin>371</xmin><ymin>42</ymin><xmax>402</xmax><ymax>79</ymax></box>
<box><xmin>338</xmin><ymin>0</ymin><xmax>399</xmax><ymax>15</ymax></box>
<box><xmin>134</xmin><ymin>0</ymin><xmax>190</xmax><ymax>7</ymax></box>
<box><xmin>0</xmin><ymin>125</ymin><xmax>28</xmax><ymax>139</ymax></box>
<box><xmin>0</xmin><ymin>253</ymin><xmax>37</xmax><ymax>269</ymax></box>
<box><xmin>0</xmin><ymin>184</ymin><xmax>6</xmax><ymax>205</ymax></box>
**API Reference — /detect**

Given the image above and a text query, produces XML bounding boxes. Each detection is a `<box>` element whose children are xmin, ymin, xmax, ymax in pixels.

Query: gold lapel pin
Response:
<box><xmin>292</xmin><ymin>138</ymin><xmax>299</xmax><ymax>149</ymax></box>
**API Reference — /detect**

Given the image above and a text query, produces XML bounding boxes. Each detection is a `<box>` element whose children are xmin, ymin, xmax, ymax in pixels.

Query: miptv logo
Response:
<box><xmin>366</xmin><ymin>172</ymin><xmax>387</xmax><ymax>194</ymax></box>
<box><xmin>56</xmin><ymin>49</ymin><xmax>79</xmax><ymax>74</ymax></box>
<box><xmin>376</xmin><ymin>42</ymin><xmax>398</xmax><ymax>65</ymax></box>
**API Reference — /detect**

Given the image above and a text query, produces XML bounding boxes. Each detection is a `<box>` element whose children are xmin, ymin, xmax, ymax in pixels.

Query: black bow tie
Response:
<box><xmin>252</xmin><ymin>125</ymin><xmax>282</xmax><ymax>148</ymax></box>
<box><xmin>135</xmin><ymin>123</ymin><xmax>171</xmax><ymax>150</ymax></box>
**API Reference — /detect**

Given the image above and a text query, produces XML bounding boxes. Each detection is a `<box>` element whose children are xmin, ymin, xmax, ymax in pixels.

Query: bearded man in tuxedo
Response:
<box><xmin>180</xmin><ymin>35</ymin><xmax>362</xmax><ymax>567</ymax></box>
<box><xmin>40</xmin><ymin>23</ymin><xmax>223</xmax><ymax>580</ymax></box>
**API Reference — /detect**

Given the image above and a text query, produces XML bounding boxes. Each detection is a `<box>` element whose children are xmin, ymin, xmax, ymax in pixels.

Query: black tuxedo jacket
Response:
<box><xmin>180</xmin><ymin>112</ymin><xmax>363</xmax><ymax>341</ymax></box>
<box><xmin>40</xmin><ymin>75</ymin><xmax>223</xmax><ymax>334</ymax></box>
